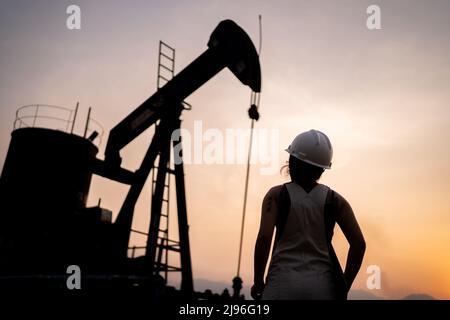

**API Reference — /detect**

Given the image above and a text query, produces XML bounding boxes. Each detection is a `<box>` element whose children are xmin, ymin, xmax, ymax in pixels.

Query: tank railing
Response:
<box><xmin>14</xmin><ymin>104</ymin><xmax>76</xmax><ymax>132</ymax></box>
<box><xmin>129</xmin><ymin>246</ymin><xmax>147</xmax><ymax>259</ymax></box>
<box><xmin>14</xmin><ymin>104</ymin><xmax>104</xmax><ymax>147</ymax></box>
<box><xmin>128</xmin><ymin>228</ymin><xmax>149</xmax><ymax>258</ymax></box>
<box><xmin>83</xmin><ymin>107</ymin><xmax>105</xmax><ymax>147</ymax></box>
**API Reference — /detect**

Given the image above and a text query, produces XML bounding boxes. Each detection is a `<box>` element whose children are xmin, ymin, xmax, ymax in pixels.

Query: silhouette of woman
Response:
<box><xmin>251</xmin><ymin>130</ymin><xmax>365</xmax><ymax>300</ymax></box>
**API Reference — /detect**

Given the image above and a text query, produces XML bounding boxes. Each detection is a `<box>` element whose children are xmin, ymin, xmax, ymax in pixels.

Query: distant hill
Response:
<box><xmin>402</xmin><ymin>293</ymin><xmax>435</xmax><ymax>300</ymax></box>
<box><xmin>195</xmin><ymin>278</ymin><xmax>233</xmax><ymax>294</ymax></box>
<box><xmin>193</xmin><ymin>278</ymin><xmax>436</xmax><ymax>300</ymax></box>
<box><xmin>194</xmin><ymin>279</ymin><xmax>385</xmax><ymax>300</ymax></box>
<box><xmin>194</xmin><ymin>278</ymin><xmax>250</xmax><ymax>299</ymax></box>
<box><xmin>348</xmin><ymin>289</ymin><xmax>384</xmax><ymax>300</ymax></box>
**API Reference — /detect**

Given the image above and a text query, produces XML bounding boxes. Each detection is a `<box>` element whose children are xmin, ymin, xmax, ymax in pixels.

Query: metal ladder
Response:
<box><xmin>156</xmin><ymin>41</ymin><xmax>175</xmax><ymax>89</ymax></box>
<box><xmin>150</xmin><ymin>41</ymin><xmax>181</xmax><ymax>281</ymax></box>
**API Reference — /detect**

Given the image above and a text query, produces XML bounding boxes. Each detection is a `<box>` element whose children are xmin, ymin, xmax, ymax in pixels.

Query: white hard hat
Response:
<box><xmin>285</xmin><ymin>129</ymin><xmax>333</xmax><ymax>169</ymax></box>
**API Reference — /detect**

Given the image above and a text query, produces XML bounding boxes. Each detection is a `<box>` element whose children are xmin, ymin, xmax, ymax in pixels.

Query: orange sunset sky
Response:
<box><xmin>0</xmin><ymin>0</ymin><xmax>449</xmax><ymax>299</ymax></box>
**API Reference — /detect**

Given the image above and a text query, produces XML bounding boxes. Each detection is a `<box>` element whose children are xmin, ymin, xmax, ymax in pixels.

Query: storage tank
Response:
<box><xmin>0</xmin><ymin>106</ymin><xmax>102</xmax><ymax>274</ymax></box>
<box><xmin>1</xmin><ymin>127</ymin><xmax>97</xmax><ymax>212</ymax></box>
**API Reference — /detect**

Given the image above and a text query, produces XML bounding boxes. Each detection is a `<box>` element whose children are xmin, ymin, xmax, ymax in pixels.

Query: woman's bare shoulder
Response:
<box><xmin>330</xmin><ymin>189</ymin><xmax>354</xmax><ymax>215</ymax></box>
<box><xmin>264</xmin><ymin>184</ymin><xmax>285</xmax><ymax>201</ymax></box>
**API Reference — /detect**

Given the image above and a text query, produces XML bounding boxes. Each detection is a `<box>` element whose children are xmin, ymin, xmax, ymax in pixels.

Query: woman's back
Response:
<box><xmin>262</xmin><ymin>182</ymin><xmax>336</xmax><ymax>300</ymax></box>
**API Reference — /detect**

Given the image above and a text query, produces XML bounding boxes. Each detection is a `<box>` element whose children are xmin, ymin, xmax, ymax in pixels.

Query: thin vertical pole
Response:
<box><xmin>71</xmin><ymin>102</ymin><xmax>79</xmax><ymax>134</ymax></box>
<box><xmin>236</xmin><ymin>119</ymin><xmax>255</xmax><ymax>277</ymax></box>
<box><xmin>83</xmin><ymin>106</ymin><xmax>91</xmax><ymax>138</ymax></box>
<box><xmin>32</xmin><ymin>105</ymin><xmax>39</xmax><ymax>127</ymax></box>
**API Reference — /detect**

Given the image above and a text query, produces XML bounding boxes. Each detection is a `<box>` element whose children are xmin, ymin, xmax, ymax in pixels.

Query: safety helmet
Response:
<box><xmin>285</xmin><ymin>129</ymin><xmax>333</xmax><ymax>169</ymax></box>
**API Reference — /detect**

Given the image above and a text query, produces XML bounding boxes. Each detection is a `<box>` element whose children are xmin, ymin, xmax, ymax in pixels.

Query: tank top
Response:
<box><xmin>262</xmin><ymin>182</ymin><xmax>336</xmax><ymax>300</ymax></box>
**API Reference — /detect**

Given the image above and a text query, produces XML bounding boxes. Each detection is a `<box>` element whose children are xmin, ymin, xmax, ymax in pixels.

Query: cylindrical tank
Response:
<box><xmin>0</xmin><ymin>127</ymin><xmax>98</xmax><ymax>273</ymax></box>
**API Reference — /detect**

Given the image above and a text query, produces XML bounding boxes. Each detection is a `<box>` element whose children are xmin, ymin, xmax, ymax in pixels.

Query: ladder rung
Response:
<box><xmin>156</xmin><ymin>244</ymin><xmax>180</xmax><ymax>252</ymax></box>
<box><xmin>159</xmin><ymin>63</ymin><xmax>174</xmax><ymax>73</ymax></box>
<box><xmin>153</xmin><ymin>167</ymin><xmax>173</xmax><ymax>174</ymax></box>
<box><xmin>152</xmin><ymin>181</ymin><xmax>169</xmax><ymax>185</ymax></box>
<box><xmin>153</xmin><ymin>166</ymin><xmax>170</xmax><ymax>170</ymax></box>
<box><xmin>130</xmin><ymin>229</ymin><xmax>149</xmax><ymax>236</ymax></box>
<box><xmin>157</xmin><ymin>79</ymin><xmax>168</xmax><ymax>87</ymax></box>
<box><xmin>156</xmin><ymin>238</ymin><xmax>179</xmax><ymax>245</ymax></box>
<box><xmin>154</xmin><ymin>264</ymin><xmax>181</xmax><ymax>272</ymax></box>
<box><xmin>160</xmin><ymin>52</ymin><xmax>174</xmax><ymax>61</ymax></box>
<box><xmin>158</xmin><ymin>75</ymin><xmax>170</xmax><ymax>83</ymax></box>
<box><xmin>162</xmin><ymin>198</ymin><xmax>169</xmax><ymax>202</ymax></box>
<box><xmin>160</xmin><ymin>41</ymin><xmax>175</xmax><ymax>52</ymax></box>
<box><xmin>161</xmin><ymin>213</ymin><xmax>168</xmax><ymax>217</ymax></box>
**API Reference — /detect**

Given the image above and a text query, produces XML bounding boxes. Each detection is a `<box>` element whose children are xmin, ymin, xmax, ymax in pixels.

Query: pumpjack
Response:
<box><xmin>0</xmin><ymin>19</ymin><xmax>261</xmax><ymax>296</ymax></box>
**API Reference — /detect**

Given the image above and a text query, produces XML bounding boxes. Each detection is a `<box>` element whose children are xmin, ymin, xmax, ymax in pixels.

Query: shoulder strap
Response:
<box><xmin>274</xmin><ymin>183</ymin><xmax>290</xmax><ymax>248</ymax></box>
<box><xmin>324</xmin><ymin>189</ymin><xmax>337</xmax><ymax>242</ymax></box>
<box><xmin>324</xmin><ymin>188</ymin><xmax>348</xmax><ymax>300</ymax></box>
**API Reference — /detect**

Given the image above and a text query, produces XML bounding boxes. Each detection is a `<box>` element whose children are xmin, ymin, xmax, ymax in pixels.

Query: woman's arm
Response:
<box><xmin>251</xmin><ymin>186</ymin><xmax>280</xmax><ymax>300</ymax></box>
<box><xmin>335</xmin><ymin>193</ymin><xmax>366</xmax><ymax>290</ymax></box>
